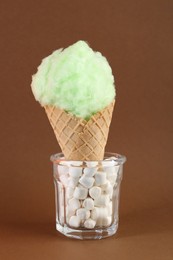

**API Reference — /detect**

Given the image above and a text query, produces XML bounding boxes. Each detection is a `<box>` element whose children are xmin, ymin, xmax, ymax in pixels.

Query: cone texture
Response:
<box><xmin>44</xmin><ymin>101</ymin><xmax>115</xmax><ymax>161</ymax></box>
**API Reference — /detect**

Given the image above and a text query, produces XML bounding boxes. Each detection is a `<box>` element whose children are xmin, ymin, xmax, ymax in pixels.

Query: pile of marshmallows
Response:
<box><xmin>57</xmin><ymin>159</ymin><xmax>120</xmax><ymax>229</ymax></box>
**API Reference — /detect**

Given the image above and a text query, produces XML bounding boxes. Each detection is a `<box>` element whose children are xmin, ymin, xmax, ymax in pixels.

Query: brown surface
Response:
<box><xmin>44</xmin><ymin>101</ymin><xmax>114</xmax><ymax>160</ymax></box>
<box><xmin>0</xmin><ymin>0</ymin><xmax>173</xmax><ymax>259</ymax></box>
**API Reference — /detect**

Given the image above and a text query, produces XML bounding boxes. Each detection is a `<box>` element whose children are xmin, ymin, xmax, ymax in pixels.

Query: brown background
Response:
<box><xmin>0</xmin><ymin>0</ymin><xmax>173</xmax><ymax>259</ymax></box>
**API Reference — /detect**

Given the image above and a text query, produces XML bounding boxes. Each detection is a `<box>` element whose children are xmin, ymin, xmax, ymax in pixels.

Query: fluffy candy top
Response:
<box><xmin>31</xmin><ymin>40</ymin><xmax>115</xmax><ymax>120</ymax></box>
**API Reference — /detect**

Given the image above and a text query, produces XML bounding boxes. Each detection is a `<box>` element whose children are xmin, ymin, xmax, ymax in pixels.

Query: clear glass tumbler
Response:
<box><xmin>50</xmin><ymin>152</ymin><xmax>126</xmax><ymax>239</ymax></box>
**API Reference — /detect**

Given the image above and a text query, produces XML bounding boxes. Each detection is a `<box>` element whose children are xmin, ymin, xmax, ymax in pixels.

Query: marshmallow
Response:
<box><xmin>77</xmin><ymin>183</ymin><xmax>85</xmax><ymax>189</ymax></box>
<box><xmin>66</xmin><ymin>187</ymin><xmax>74</xmax><ymax>199</ymax></box>
<box><xmin>114</xmin><ymin>165</ymin><xmax>120</xmax><ymax>175</ymax></box>
<box><xmin>106</xmin><ymin>175</ymin><xmax>117</xmax><ymax>185</ymax></box>
<box><xmin>83</xmin><ymin>198</ymin><xmax>94</xmax><ymax>210</ymax></box>
<box><xmin>68</xmin><ymin>198</ymin><xmax>80</xmax><ymax>211</ymax></box>
<box><xmin>102</xmin><ymin>160</ymin><xmax>115</xmax><ymax>167</ymax></box>
<box><xmin>94</xmin><ymin>194</ymin><xmax>110</xmax><ymax>207</ymax></box>
<box><xmin>68</xmin><ymin>177</ymin><xmax>79</xmax><ymax>188</ymax></box>
<box><xmin>91</xmin><ymin>207</ymin><xmax>109</xmax><ymax>220</ymax></box>
<box><xmin>66</xmin><ymin>205</ymin><xmax>75</xmax><ymax>218</ymax></box>
<box><xmin>59</xmin><ymin>175</ymin><xmax>69</xmax><ymax>187</ymax></box>
<box><xmin>101</xmin><ymin>181</ymin><xmax>113</xmax><ymax>198</ymax></box>
<box><xmin>103</xmin><ymin>165</ymin><xmax>120</xmax><ymax>175</ymax></box>
<box><xmin>96</xmin><ymin>216</ymin><xmax>112</xmax><ymax>227</ymax></box>
<box><xmin>61</xmin><ymin>160</ymin><xmax>83</xmax><ymax>167</ymax></box>
<box><xmin>57</xmin><ymin>165</ymin><xmax>69</xmax><ymax>175</ymax></box>
<box><xmin>89</xmin><ymin>186</ymin><xmax>101</xmax><ymax>199</ymax></box>
<box><xmin>95</xmin><ymin>172</ymin><xmax>107</xmax><ymax>186</ymax></box>
<box><xmin>91</xmin><ymin>207</ymin><xmax>112</xmax><ymax>227</ymax></box>
<box><xmin>69</xmin><ymin>216</ymin><xmax>81</xmax><ymax>228</ymax></box>
<box><xmin>90</xmin><ymin>208</ymin><xmax>98</xmax><ymax>220</ymax></box>
<box><xmin>84</xmin><ymin>218</ymin><xmax>96</xmax><ymax>229</ymax></box>
<box><xmin>69</xmin><ymin>167</ymin><xmax>82</xmax><ymax>178</ymax></box>
<box><xmin>83</xmin><ymin>167</ymin><xmax>97</xmax><ymax>177</ymax></box>
<box><xmin>60</xmin><ymin>161</ymin><xmax>72</xmax><ymax>166</ymax></box>
<box><xmin>85</xmin><ymin>161</ymin><xmax>98</xmax><ymax>167</ymax></box>
<box><xmin>71</xmin><ymin>161</ymin><xmax>83</xmax><ymax>166</ymax></box>
<box><xmin>76</xmin><ymin>208</ymin><xmax>90</xmax><ymax>220</ymax></box>
<box><xmin>106</xmin><ymin>167</ymin><xmax>119</xmax><ymax>185</ymax></box>
<box><xmin>73</xmin><ymin>186</ymin><xmax>88</xmax><ymax>200</ymax></box>
<box><xmin>100</xmin><ymin>181</ymin><xmax>110</xmax><ymax>190</ymax></box>
<box><xmin>79</xmin><ymin>175</ymin><xmax>95</xmax><ymax>189</ymax></box>
<box><xmin>107</xmin><ymin>201</ymin><xmax>112</xmax><ymax>215</ymax></box>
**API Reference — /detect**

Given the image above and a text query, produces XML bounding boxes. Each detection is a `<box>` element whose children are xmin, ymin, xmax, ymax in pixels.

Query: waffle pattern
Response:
<box><xmin>44</xmin><ymin>101</ymin><xmax>115</xmax><ymax>160</ymax></box>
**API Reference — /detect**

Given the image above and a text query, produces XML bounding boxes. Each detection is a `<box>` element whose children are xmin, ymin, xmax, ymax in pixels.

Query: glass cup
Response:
<box><xmin>50</xmin><ymin>152</ymin><xmax>126</xmax><ymax>239</ymax></box>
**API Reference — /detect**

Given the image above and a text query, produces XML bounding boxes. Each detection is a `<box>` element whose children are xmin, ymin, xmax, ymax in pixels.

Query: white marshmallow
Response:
<box><xmin>90</xmin><ymin>207</ymin><xmax>112</xmax><ymax>227</ymax></box>
<box><xmin>61</xmin><ymin>160</ymin><xmax>82</xmax><ymax>167</ymax></box>
<box><xmin>84</xmin><ymin>218</ymin><xmax>96</xmax><ymax>229</ymax></box>
<box><xmin>106</xmin><ymin>167</ymin><xmax>119</xmax><ymax>185</ymax></box>
<box><xmin>95</xmin><ymin>172</ymin><xmax>107</xmax><ymax>186</ymax></box>
<box><xmin>71</xmin><ymin>161</ymin><xmax>83</xmax><ymax>166</ymax></box>
<box><xmin>83</xmin><ymin>167</ymin><xmax>97</xmax><ymax>177</ymax></box>
<box><xmin>89</xmin><ymin>186</ymin><xmax>101</xmax><ymax>199</ymax></box>
<box><xmin>68</xmin><ymin>177</ymin><xmax>79</xmax><ymax>188</ymax></box>
<box><xmin>76</xmin><ymin>208</ymin><xmax>90</xmax><ymax>220</ymax></box>
<box><xmin>73</xmin><ymin>186</ymin><xmax>88</xmax><ymax>200</ymax></box>
<box><xmin>69</xmin><ymin>167</ymin><xmax>82</xmax><ymax>178</ymax></box>
<box><xmin>85</xmin><ymin>161</ymin><xmax>98</xmax><ymax>167</ymax></box>
<box><xmin>94</xmin><ymin>194</ymin><xmax>110</xmax><ymax>207</ymax></box>
<box><xmin>107</xmin><ymin>201</ymin><xmax>112</xmax><ymax>215</ymax></box>
<box><xmin>107</xmin><ymin>175</ymin><xmax>117</xmax><ymax>185</ymax></box>
<box><xmin>101</xmin><ymin>181</ymin><xmax>113</xmax><ymax>198</ymax></box>
<box><xmin>90</xmin><ymin>208</ymin><xmax>98</xmax><ymax>220</ymax></box>
<box><xmin>112</xmin><ymin>165</ymin><xmax>120</xmax><ymax>174</ymax></box>
<box><xmin>91</xmin><ymin>207</ymin><xmax>109</xmax><ymax>220</ymax></box>
<box><xmin>66</xmin><ymin>187</ymin><xmax>74</xmax><ymax>199</ymax></box>
<box><xmin>59</xmin><ymin>175</ymin><xmax>69</xmax><ymax>187</ymax></box>
<box><xmin>60</xmin><ymin>161</ymin><xmax>72</xmax><ymax>166</ymax></box>
<box><xmin>105</xmin><ymin>165</ymin><xmax>119</xmax><ymax>175</ymax></box>
<box><xmin>68</xmin><ymin>198</ymin><xmax>80</xmax><ymax>211</ymax></box>
<box><xmin>69</xmin><ymin>216</ymin><xmax>81</xmax><ymax>228</ymax></box>
<box><xmin>100</xmin><ymin>181</ymin><xmax>110</xmax><ymax>190</ymax></box>
<box><xmin>83</xmin><ymin>198</ymin><xmax>94</xmax><ymax>210</ymax></box>
<box><xmin>79</xmin><ymin>175</ymin><xmax>95</xmax><ymax>189</ymax></box>
<box><xmin>96</xmin><ymin>216</ymin><xmax>112</xmax><ymax>227</ymax></box>
<box><xmin>102</xmin><ymin>160</ymin><xmax>115</xmax><ymax>167</ymax></box>
<box><xmin>104</xmin><ymin>216</ymin><xmax>112</xmax><ymax>226</ymax></box>
<box><xmin>66</xmin><ymin>205</ymin><xmax>75</xmax><ymax>218</ymax></box>
<box><xmin>57</xmin><ymin>165</ymin><xmax>69</xmax><ymax>175</ymax></box>
<box><xmin>77</xmin><ymin>183</ymin><xmax>85</xmax><ymax>188</ymax></box>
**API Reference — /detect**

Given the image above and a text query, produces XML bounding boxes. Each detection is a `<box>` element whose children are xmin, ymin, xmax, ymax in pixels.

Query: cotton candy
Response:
<box><xmin>31</xmin><ymin>40</ymin><xmax>115</xmax><ymax>120</ymax></box>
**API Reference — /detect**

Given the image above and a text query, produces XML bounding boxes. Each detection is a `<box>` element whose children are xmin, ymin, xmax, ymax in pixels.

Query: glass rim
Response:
<box><xmin>50</xmin><ymin>152</ymin><xmax>126</xmax><ymax>165</ymax></box>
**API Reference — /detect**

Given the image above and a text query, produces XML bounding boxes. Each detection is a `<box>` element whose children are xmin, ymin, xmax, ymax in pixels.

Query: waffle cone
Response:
<box><xmin>44</xmin><ymin>101</ymin><xmax>115</xmax><ymax>161</ymax></box>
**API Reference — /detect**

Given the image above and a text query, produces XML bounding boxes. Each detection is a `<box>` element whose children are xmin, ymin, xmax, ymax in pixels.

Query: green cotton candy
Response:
<box><xmin>31</xmin><ymin>40</ymin><xmax>115</xmax><ymax>120</ymax></box>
